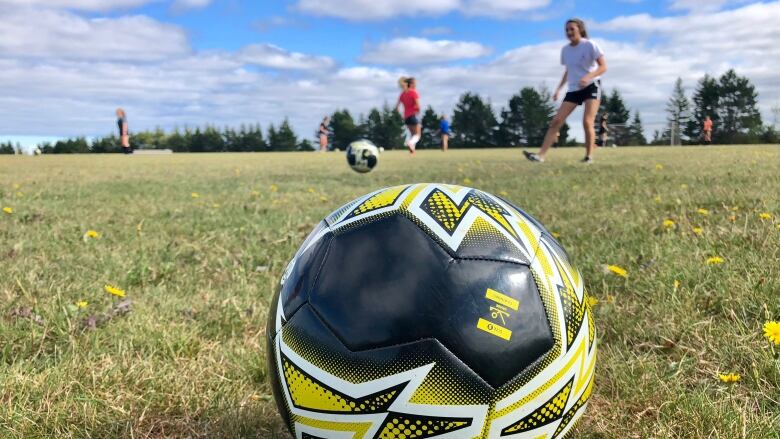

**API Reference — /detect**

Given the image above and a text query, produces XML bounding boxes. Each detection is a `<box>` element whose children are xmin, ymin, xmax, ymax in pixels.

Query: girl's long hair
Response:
<box><xmin>566</xmin><ymin>18</ymin><xmax>588</xmax><ymax>39</ymax></box>
<box><xmin>398</xmin><ymin>76</ymin><xmax>409</xmax><ymax>91</ymax></box>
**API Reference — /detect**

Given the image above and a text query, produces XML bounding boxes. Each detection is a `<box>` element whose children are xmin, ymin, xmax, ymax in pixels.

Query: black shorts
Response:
<box><xmin>564</xmin><ymin>81</ymin><xmax>602</xmax><ymax>106</ymax></box>
<box><xmin>404</xmin><ymin>115</ymin><xmax>419</xmax><ymax>126</ymax></box>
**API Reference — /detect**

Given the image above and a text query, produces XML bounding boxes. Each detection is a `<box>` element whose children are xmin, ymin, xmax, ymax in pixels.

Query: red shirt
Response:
<box><xmin>703</xmin><ymin>119</ymin><xmax>713</xmax><ymax>131</ymax></box>
<box><xmin>399</xmin><ymin>89</ymin><xmax>420</xmax><ymax>119</ymax></box>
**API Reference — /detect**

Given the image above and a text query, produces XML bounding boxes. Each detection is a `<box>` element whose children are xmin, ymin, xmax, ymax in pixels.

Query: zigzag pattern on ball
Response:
<box><xmin>553</xmin><ymin>372</ymin><xmax>595</xmax><ymax>438</ymax></box>
<box><xmin>421</xmin><ymin>188</ymin><xmax>518</xmax><ymax>239</ymax></box>
<box><xmin>547</xmin><ymin>240</ymin><xmax>588</xmax><ymax>350</ymax></box>
<box><xmin>346</xmin><ymin>185</ymin><xmax>411</xmax><ymax>220</ymax></box>
<box><xmin>500</xmin><ymin>378</ymin><xmax>573</xmax><ymax>436</ymax></box>
<box><xmin>301</xmin><ymin>434</ymin><xmax>326</xmax><ymax>439</ymax></box>
<box><xmin>282</xmin><ymin>354</ymin><xmax>404</xmax><ymax>414</ymax></box>
<box><xmin>376</xmin><ymin>413</ymin><xmax>472</xmax><ymax>439</ymax></box>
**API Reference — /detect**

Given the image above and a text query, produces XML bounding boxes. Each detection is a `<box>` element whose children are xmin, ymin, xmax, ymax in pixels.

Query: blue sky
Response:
<box><xmin>1</xmin><ymin>0</ymin><xmax>779</xmax><ymax>149</ymax></box>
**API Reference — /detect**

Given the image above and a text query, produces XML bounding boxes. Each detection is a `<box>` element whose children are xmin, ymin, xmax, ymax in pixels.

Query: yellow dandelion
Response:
<box><xmin>463</xmin><ymin>178</ymin><xmax>473</xmax><ymax>185</ymax></box>
<box><xmin>308</xmin><ymin>187</ymin><xmax>316</xmax><ymax>193</ymax></box>
<box><xmin>76</xmin><ymin>301</ymin><xmax>88</xmax><ymax>309</ymax></box>
<box><xmin>663</xmin><ymin>219</ymin><xmax>675</xmax><ymax>229</ymax></box>
<box><xmin>718</xmin><ymin>373</ymin><xmax>741</xmax><ymax>384</ymax></box>
<box><xmin>607</xmin><ymin>265</ymin><xmax>628</xmax><ymax>279</ymax></box>
<box><xmin>729</xmin><ymin>215</ymin><xmax>736</xmax><ymax>222</ymax></box>
<box><xmin>681</xmin><ymin>184</ymin><xmax>689</xmax><ymax>189</ymax></box>
<box><xmin>692</xmin><ymin>227</ymin><xmax>703</xmax><ymax>236</ymax></box>
<box><xmin>731</xmin><ymin>206</ymin><xmax>740</xmax><ymax>212</ymax></box>
<box><xmin>212</xmin><ymin>203</ymin><xmax>220</xmax><ymax>209</ymax></box>
<box><xmin>499</xmin><ymin>191</ymin><xmax>508</xmax><ymax>196</ymax></box>
<box><xmin>759</xmin><ymin>212</ymin><xmax>772</xmax><ymax>220</ymax></box>
<box><xmin>85</xmin><ymin>230</ymin><xmax>100</xmax><ymax>239</ymax></box>
<box><xmin>270</xmin><ymin>184</ymin><xmax>278</xmax><ymax>192</ymax></box>
<box><xmin>776</xmin><ymin>223</ymin><xmax>780</xmax><ymax>230</ymax></box>
<box><xmin>605</xmin><ymin>295</ymin><xmax>616</xmax><ymax>304</ymax></box>
<box><xmin>2</xmin><ymin>207</ymin><xmax>12</xmax><ymax>215</ymax></box>
<box><xmin>697</xmin><ymin>208</ymin><xmax>709</xmax><ymax>216</ymax></box>
<box><xmin>763</xmin><ymin>321</ymin><xmax>780</xmax><ymax>345</ymax></box>
<box><xmin>655</xmin><ymin>164</ymin><xmax>663</xmax><ymax>170</ymax></box>
<box><xmin>654</xmin><ymin>195</ymin><xmax>662</xmax><ymax>203</ymax></box>
<box><xmin>104</xmin><ymin>284</ymin><xmax>126</xmax><ymax>298</ymax></box>
<box><xmin>706</xmin><ymin>256</ymin><xmax>724</xmax><ymax>265</ymax></box>
<box><xmin>586</xmin><ymin>296</ymin><xmax>599</xmax><ymax>307</ymax></box>
<box><xmin>13</xmin><ymin>183</ymin><xmax>20</xmax><ymax>190</ymax></box>
<box><xmin>251</xmin><ymin>190</ymin><xmax>261</xmax><ymax>197</ymax></box>
<box><xmin>191</xmin><ymin>192</ymin><xmax>200</xmax><ymax>198</ymax></box>
<box><xmin>320</xmin><ymin>196</ymin><xmax>329</xmax><ymax>202</ymax></box>
<box><xmin>674</xmin><ymin>280</ymin><xmax>680</xmax><ymax>290</ymax></box>
<box><xmin>551</xmin><ymin>232</ymin><xmax>561</xmax><ymax>239</ymax></box>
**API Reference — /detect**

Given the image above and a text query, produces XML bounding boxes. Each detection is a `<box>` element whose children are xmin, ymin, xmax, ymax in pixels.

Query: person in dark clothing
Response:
<box><xmin>116</xmin><ymin>108</ymin><xmax>131</xmax><ymax>154</ymax></box>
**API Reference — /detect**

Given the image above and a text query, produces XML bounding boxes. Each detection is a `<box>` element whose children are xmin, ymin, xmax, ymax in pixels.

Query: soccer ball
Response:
<box><xmin>267</xmin><ymin>184</ymin><xmax>597</xmax><ymax>438</ymax></box>
<box><xmin>346</xmin><ymin>139</ymin><xmax>379</xmax><ymax>173</ymax></box>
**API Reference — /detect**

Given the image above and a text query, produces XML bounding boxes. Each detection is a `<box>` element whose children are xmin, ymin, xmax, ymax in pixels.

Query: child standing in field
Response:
<box><xmin>396</xmin><ymin>77</ymin><xmax>421</xmax><ymax>155</ymax></box>
<box><xmin>703</xmin><ymin>116</ymin><xmax>713</xmax><ymax>145</ymax></box>
<box><xmin>524</xmin><ymin>18</ymin><xmax>607</xmax><ymax>164</ymax></box>
<box><xmin>598</xmin><ymin>114</ymin><xmax>609</xmax><ymax>147</ymax></box>
<box><xmin>439</xmin><ymin>115</ymin><xmax>450</xmax><ymax>152</ymax></box>
<box><xmin>319</xmin><ymin>116</ymin><xmax>330</xmax><ymax>152</ymax></box>
<box><xmin>116</xmin><ymin>108</ymin><xmax>131</xmax><ymax>154</ymax></box>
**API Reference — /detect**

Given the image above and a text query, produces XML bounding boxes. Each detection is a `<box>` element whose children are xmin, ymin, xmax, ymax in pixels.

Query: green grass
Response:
<box><xmin>1</xmin><ymin>146</ymin><xmax>779</xmax><ymax>438</ymax></box>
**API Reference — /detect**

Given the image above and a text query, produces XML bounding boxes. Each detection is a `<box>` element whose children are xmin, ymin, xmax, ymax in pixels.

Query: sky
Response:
<box><xmin>2</xmin><ymin>0</ymin><xmax>780</xmax><ymax>148</ymax></box>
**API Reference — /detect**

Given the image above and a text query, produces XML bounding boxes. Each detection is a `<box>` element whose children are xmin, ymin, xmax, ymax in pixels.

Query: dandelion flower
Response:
<box><xmin>655</xmin><ymin>164</ymin><xmax>663</xmax><ymax>170</ymax></box>
<box><xmin>499</xmin><ymin>191</ymin><xmax>508</xmax><ymax>196</ymax></box>
<box><xmin>586</xmin><ymin>296</ymin><xmax>599</xmax><ymax>307</ymax></box>
<box><xmin>104</xmin><ymin>284</ymin><xmax>126</xmax><ymax>298</ymax></box>
<box><xmin>759</xmin><ymin>212</ymin><xmax>772</xmax><ymax>220</ymax></box>
<box><xmin>551</xmin><ymin>232</ymin><xmax>561</xmax><ymax>239</ymax></box>
<box><xmin>212</xmin><ymin>203</ymin><xmax>220</xmax><ymax>209</ymax></box>
<box><xmin>463</xmin><ymin>178</ymin><xmax>473</xmax><ymax>185</ymax></box>
<box><xmin>674</xmin><ymin>280</ymin><xmax>680</xmax><ymax>290</ymax></box>
<box><xmin>692</xmin><ymin>227</ymin><xmax>703</xmax><ymax>236</ymax></box>
<box><xmin>191</xmin><ymin>192</ymin><xmax>200</xmax><ymax>198</ymax></box>
<box><xmin>663</xmin><ymin>219</ymin><xmax>675</xmax><ymax>229</ymax></box>
<box><xmin>85</xmin><ymin>230</ymin><xmax>100</xmax><ymax>239</ymax></box>
<box><xmin>706</xmin><ymin>256</ymin><xmax>724</xmax><ymax>265</ymax></box>
<box><xmin>76</xmin><ymin>301</ymin><xmax>88</xmax><ymax>309</ymax></box>
<box><xmin>605</xmin><ymin>295</ymin><xmax>616</xmax><ymax>304</ymax></box>
<box><xmin>718</xmin><ymin>373</ymin><xmax>741</xmax><ymax>384</ymax></box>
<box><xmin>731</xmin><ymin>206</ymin><xmax>740</xmax><ymax>212</ymax></box>
<box><xmin>776</xmin><ymin>223</ymin><xmax>780</xmax><ymax>230</ymax></box>
<box><xmin>681</xmin><ymin>184</ymin><xmax>689</xmax><ymax>189</ymax></box>
<box><xmin>270</xmin><ymin>184</ymin><xmax>278</xmax><ymax>192</ymax></box>
<box><xmin>250</xmin><ymin>190</ymin><xmax>261</xmax><ymax>197</ymax></box>
<box><xmin>654</xmin><ymin>195</ymin><xmax>662</xmax><ymax>203</ymax></box>
<box><xmin>697</xmin><ymin>208</ymin><xmax>709</xmax><ymax>216</ymax></box>
<box><xmin>308</xmin><ymin>187</ymin><xmax>316</xmax><ymax>193</ymax></box>
<box><xmin>764</xmin><ymin>321</ymin><xmax>780</xmax><ymax>345</ymax></box>
<box><xmin>319</xmin><ymin>196</ymin><xmax>329</xmax><ymax>202</ymax></box>
<box><xmin>607</xmin><ymin>265</ymin><xmax>628</xmax><ymax>278</ymax></box>
<box><xmin>2</xmin><ymin>207</ymin><xmax>12</xmax><ymax>215</ymax></box>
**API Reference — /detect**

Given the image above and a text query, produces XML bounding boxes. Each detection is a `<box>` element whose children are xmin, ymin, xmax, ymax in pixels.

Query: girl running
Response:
<box><xmin>396</xmin><ymin>77</ymin><xmax>421</xmax><ymax>154</ymax></box>
<box><xmin>439</xmin><ymin>115</ymin><xmax>450</xmax><ymax>152</ymax></box>
<box><xmin>319</xmin><ymin>116</ymin><xmax>330</xmax><ymax>152</ymax></box>
<box><xmin>116</xmin><ymin>108</ymin><xmax>131</xmax><ymax>154</ymax></box>
<box><xmin>524</xmin><ymin>18</ymin><xmax>607</xmax><ymax>163</ymax></box>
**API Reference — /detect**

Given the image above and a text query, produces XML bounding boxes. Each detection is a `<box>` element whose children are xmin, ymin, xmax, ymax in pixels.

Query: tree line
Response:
<box><xmin>2</xmin><ymin>69</ymin><xmax>776</xmax><ymax>155</ymax></box>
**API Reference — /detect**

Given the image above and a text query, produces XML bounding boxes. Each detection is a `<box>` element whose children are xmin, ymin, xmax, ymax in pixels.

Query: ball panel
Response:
<box><xmin>310</xmin><ymin>213</ymin><xmax>554</xmax><ymax>389</ymax></box>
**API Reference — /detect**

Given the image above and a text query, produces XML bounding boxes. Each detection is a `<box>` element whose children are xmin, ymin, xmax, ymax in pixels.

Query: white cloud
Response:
<box><xmin>667</xmin><ymin>0</ymin><xmax>742</xmax><ymax>12</ymax></box>
<box><xmin>361</xmin><ymin>38</ymin><xmax>491</xmax><ymax>65</ymax></box>
<box><xmin>0</xmin><ymin>0</ymin><xmax>154</xmax><ymax>11</ymax></box>
<box><xmin>238</xmin><ymin>44</ymin><xmax>336</xmax><ymax>70</ymax></box>
<box><xmin>294</xmin><ymin>0</ymin><xmax>549</xmax><ymax>20</ymax></box>
<box><xmin>170</xmin><ymin>0</ymin><xmax>211</xmax><ymax>12</ymax></box>
<box><xmin>420</xmin><ymin>26</ymin><xmax>453</xmax><ymax>36</ymax></box>
<box><xmin>0</xmin><ymin>7</ymin><xmax>189</xmax><ymax>61</ymax></box>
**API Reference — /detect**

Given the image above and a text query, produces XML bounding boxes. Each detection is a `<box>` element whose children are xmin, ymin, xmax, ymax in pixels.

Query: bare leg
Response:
<box><xmin>538</xmin><ymin>102</ymin><xmax>578</xmax><ymax>159</ymax></box>
<box><xmin>442</xmin><ymin>134</ymin><xmax>448</xmax><ymax>152</ymax></box>
<box><xmin>583</xmin><ymin>99</ymin><xmax>600</xmax><ymax>158</ymax></box>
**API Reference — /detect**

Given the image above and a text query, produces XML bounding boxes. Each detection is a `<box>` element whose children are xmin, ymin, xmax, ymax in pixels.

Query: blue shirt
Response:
<box><xmin>440</xmin><ymin>119</ymin><xmax>451</xmax><ymax>134</ymax></box>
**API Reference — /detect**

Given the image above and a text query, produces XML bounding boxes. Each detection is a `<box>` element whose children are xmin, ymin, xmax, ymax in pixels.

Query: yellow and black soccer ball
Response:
<box><xmin>346</xmin><ymin>139</ymin><xmax>379</xmax><ymax>173</ymax></box>
<box><xmin>267</xmin><ymin>184</ymin><xmax>597</xmax><ymax>439</ymax></box>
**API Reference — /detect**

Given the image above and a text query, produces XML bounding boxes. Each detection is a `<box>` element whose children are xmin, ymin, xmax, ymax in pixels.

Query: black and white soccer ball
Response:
<box><xmin>346</xmin><ymin>139</ymin><xmax>379</xmax><ymax>173</ymax></box>
<box><xmin>267</xmin><ymin>184</ymin><xmax>597</xmax><ymax>438</ymax></box>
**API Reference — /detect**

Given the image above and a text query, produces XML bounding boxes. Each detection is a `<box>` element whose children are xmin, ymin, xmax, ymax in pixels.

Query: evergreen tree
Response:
<box><xmin>0</xmin><ymin>142</ymin><xmax>15</xmax><ymax>154</ymax></box>
<box><xmin>419</xmin><ymin>106</ymin><xmax>440</xmax><ymax>149</ymax></box>
<box><xmin>379</xmin><ymin>103</ymin><xmax>405</xmax><ymax>150</ymax></box>
<box><xmin>452</xmin><ymin>92</ymin><xmax>498</xmax><ymax>148</ymax></box>
<box><xmin>665</xmin><ymin>78</ymin><xmax>690</xmax><ymax>145</ymax></box>
<box><xmin>628</xmin><ymin>111</ymin><xmax>648</xmax><ymax>145</ymax></box>
<box><xmin>329</xmin><ymin>109</ymin><xmax>358</xmax><ymax>150</ymax></box>
<box><xmin>266</xmin><ymin>124</ymin><xmax>277</xmax><ymax>151</ymax></box>
<box><xmin>558</xmin><ymin>123</ymin><xmax>571</xmax><ymax>147</ymax></box>
<box><xmin>167</xmin><ymin>128</ymin><xmax>188</xmax><ymax>152</ymax></box>
<box><xmin>605</xmin><ymin>89</ymin><xmax>630</xmax><ymax>125</ymax></box>
<box><xmin>273</xmin><ymin>119</ymin><xmax>298</xmax><ymax>151</ymax></box>
<box><xmin>687</xmin><ymin>74</ymin><xmax>719</xmax><ymax>143</ymax></box>
<box><xmin>362</xmin><ymin>108</ymin><xmax>384</xmax><ymax>147</ymax></box>
<box><xmin>717</xmin><ymin>69</ymin><xmax>762</xmax><ymax>143</ymax></box>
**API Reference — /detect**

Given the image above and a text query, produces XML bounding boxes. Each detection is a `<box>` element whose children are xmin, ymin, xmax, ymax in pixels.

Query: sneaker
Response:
<box><xmin>581</xmin><ymin>156</ymin><xmax>593</xmax><ymax>164</ymax></box>
<box><xmin>523</xmin><ymin>151</ymin><xmax>544</xmax><ymax>163</ymax></box>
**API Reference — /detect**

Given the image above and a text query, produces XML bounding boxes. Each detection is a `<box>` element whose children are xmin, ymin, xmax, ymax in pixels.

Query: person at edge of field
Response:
<box><xmin>439</xmin><ymin>115</ymin><xmax>451</xmax><ymax>152</ymax></box>
<box><xmin>524</xmin><ymin>18</ymin><xmax>607</xmax><ymax>164</ymax></box>
<box><xmin>598</xmin><ymin>113</ymin><xmax>609</xmax><ymax>147</ymax></box>
<box><xmin>396</xmin><ymin>77</ymin><xmax>421</xmax><ymax>155</ymax></box>
<box><xmin>319</xmin><ymin>116</ymin><xmax>330</xmax><ymax>152</ymax></box>
<box><xmin>703</xmin><ymin>115</ymin><xmax>713</xmax><ymax>145</ymax></box>
<box><xmin>116</xmin><ymin>108</ymin><xmax>131</xmax><ymax>154</ymax></box>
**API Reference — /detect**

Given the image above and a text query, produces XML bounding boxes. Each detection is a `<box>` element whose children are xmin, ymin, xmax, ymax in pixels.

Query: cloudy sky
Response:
<box><xmin>2</xmin><ymin>0</ymin><xmax>780</xmax><ymax>146</ymax></box>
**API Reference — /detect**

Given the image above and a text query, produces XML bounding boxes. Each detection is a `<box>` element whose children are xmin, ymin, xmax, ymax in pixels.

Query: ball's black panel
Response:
<box><xmin>366</xmin><ymin>154</ymin><xmax>377</xmax><ymax>169</ymax></box>
<box><xmin>310</xmin><ymin>214</ymin><xmax>554</xmax><ymax>388</ymax></box>
<box><xmin>277</xmin><ymin>222</ymin><xmax>333</xmax><ymax>325</ymax></box>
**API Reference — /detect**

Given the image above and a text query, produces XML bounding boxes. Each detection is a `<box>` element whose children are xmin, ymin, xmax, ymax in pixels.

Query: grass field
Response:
<box><xmin>1</xmin><ymin>146</ymin><xmax>779</xmax><ymax>438</ymax></box>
